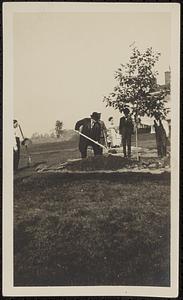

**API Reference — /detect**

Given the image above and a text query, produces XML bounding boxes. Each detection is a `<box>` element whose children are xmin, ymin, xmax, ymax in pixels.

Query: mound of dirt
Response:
<box><xmin>57</xmin><ymin>155</ymin><xmax>170</xmax><ymax>171</ymax></box>
<box><xmin>62</xmin><ymin>155</ymin><xmax>135</xmax><ymax>171</ymax></box>
<box><xmin>35</xmin><ymin>153</ymin><xmax>170</xmax><ymax>173</ymax></box>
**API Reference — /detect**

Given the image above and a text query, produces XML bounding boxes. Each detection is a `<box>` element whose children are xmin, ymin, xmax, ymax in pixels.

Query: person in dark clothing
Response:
<box><xmin>75</xmin><ymin>112</ymin><xmax>102</xmax><ymax>158</ymax></box>
<box><xmin>119</xmin><ymin>108</ymin><xmax>134</xmax><ymax>158</ymax></box>
<box><xmin>13</xmin><ymin>120</ymin><xmax>21</xmax><ymax>171</ymax></box>
<box><xmin>97</xmin><ymin>112</ymin><xmax>107</xmax><ymax>155</ymax></box>
<box><xmin>154</xmin><ymin>114</ymin><xmax>167</xmax><ymax>157</ymax></box>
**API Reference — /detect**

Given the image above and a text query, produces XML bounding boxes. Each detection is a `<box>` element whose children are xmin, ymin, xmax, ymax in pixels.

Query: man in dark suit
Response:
<box><xmin>154</xmin><ymin>113</ymin><xmax>167</xmax><ymax>157</ymax></box>
<box><xmin>75</xmin><ymin>112</ymin><xmax>102</xmax><ymax>158</ymax></box>
<box><xmin>97</xmin><ymin>112</ymin><xmax>107</xmax><ymax>155</ymax></box>
<box><xmin>119</xmin><ymin>108</ymin><xmax>134</xmax><ymax>158</ymax></box>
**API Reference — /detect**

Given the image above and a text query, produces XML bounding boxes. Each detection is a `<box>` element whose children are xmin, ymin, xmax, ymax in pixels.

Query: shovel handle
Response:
<box><xmin>18</xmin><ymin>125</ymin><xmax>25</xmax><ymax>140</ymax></box>
<box><xmin>75</xmin><ymin>130</ymin><xmax>108</xmax><ymax>150</ymax></box>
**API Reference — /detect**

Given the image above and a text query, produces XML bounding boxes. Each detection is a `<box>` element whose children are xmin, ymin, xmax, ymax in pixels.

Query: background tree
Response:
<box><xmin>31</xmin><ymin>132</ymin><xmax>40</xmax><ymax>140</ymax></box>
<box><xmin>50</xmin><ymin>132</ymin><xmax>56</xmax><ymax>138</ymax></box>
<box><xmin>103</xmin><ymin>46</ymin><xmax>169</xmax><ymax>159</ymax></box>
<box><xmin>55</xmin><ymin>120</ymin><xmax>63</xmax><ymax>138</ymax></box>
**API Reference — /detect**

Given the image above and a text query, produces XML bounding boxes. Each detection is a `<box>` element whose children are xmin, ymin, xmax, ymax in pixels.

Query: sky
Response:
<box><xmin>13</xmin><ymin>12</ymin><xmax>171</xmax><ymax>136</ymax></box>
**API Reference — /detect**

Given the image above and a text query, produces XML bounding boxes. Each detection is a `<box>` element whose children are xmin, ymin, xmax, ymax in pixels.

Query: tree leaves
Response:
<box><xmin>103</xmin><ymin>46</ymin><xmax>169</xmax><ymax>120</ymax></box>
<box><xmin>55</xmin><ymin>120</ymin><xmax>63</xmax><ymax>138</ymax></box>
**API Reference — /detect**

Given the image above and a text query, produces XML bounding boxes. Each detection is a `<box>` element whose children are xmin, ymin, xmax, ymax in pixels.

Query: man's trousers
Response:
<box><xmin>79</xmin><ymin>141</ymin><xmax>102</xmax><ymax>158</ymax></box>
<box><xmin>121</xmin><ymin>133</ymin><xmax>132</xmax><ymax>157</ymax></box>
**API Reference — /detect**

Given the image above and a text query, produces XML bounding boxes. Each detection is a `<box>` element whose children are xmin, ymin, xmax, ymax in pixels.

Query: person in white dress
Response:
<box><xmin>107</xmin><ymin>117</ymin><xmax>119</xmax><ymax>148</ymax></box>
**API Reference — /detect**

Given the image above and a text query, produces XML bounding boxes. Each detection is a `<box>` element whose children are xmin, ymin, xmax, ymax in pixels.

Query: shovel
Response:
<box><xmin>74</xmin><ymin>130</ymin><xmax>116</xmax><ymax>155</ymax></box>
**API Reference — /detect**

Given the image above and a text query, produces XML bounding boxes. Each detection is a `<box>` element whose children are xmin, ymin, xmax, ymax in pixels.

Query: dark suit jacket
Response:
<box><xmin>119</xmin><ymin>116</ymin><xmax>134</xmax><ymax>136</ymax></box>
<box><xmin>75</xmin><ymin>118</ymin><xmax>101</xmax><ymax>144</ymax></box>
<box><xmin>154</xmin><ymin>120</ymin><xmax>167</xmax><ymax>143</ymax></box>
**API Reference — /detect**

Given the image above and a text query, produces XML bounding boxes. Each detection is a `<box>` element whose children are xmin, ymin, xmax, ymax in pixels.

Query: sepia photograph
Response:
<box><xmin>3</xmin><ymin>2</ymin><xmax>180</xmax><ymax>297</ymax></box>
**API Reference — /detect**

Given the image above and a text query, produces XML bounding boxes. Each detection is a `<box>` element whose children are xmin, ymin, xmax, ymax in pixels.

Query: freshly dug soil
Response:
<box><xmin>64</xmin><ymin>155</ymin><xmax>135</xmax><ymax>171</ymax></box>
<box><xmin>55</xmin><ymin>155</ymin><xmax>170</xmax><ymax>172</ymax></box>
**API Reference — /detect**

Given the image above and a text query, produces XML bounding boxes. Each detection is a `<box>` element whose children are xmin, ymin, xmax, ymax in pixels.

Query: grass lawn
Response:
<box><xmin>14</xmin><ymin>172</ymin><xmax>170</xmax><ymax>287</ymax></box>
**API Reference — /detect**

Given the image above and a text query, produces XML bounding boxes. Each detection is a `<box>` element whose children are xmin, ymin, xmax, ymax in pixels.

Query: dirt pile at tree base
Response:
<box><xmin>69</xmin><ymin>156</ymin><xmax>169</xmax><ymax>171</ymax></box>
<box><xmin>62</xmin><ymin>155</ymin><xmax>135</xmax><ymax>171</ymax></box>
<box><xmin>35</xmin><ymin>155</ymin><xmax>170</xmax><ymax>173</ymax></box>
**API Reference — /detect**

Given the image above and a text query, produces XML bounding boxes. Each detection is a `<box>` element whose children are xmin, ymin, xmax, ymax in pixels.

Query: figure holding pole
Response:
<box><xmin>13</xmin><ymin>120</ymin><xmax>32</xmax><ymax>171</ymax></box>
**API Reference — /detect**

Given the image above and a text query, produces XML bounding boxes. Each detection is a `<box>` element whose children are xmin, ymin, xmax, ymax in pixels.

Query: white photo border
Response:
<box><xmin>3</xmin><ymin>2</ymin><xmax>180</xmax><ymax>297</ymax></box>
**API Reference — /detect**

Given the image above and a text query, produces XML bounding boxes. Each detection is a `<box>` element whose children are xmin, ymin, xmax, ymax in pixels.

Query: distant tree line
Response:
<box><xmin>31</xmin><ymin>120</ymin><xmax>64</xmax><ymax>139</ymax></box>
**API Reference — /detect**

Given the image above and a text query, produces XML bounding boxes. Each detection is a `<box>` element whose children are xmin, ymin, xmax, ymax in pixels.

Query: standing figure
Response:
<box><xmin>97</xmin><ymin>113</ymin><xmax>107</xmax><ymax>155</ymax></box>
<box><xmin>75</xmin><ymin>112</ymin><xmax>102</xmax><ymax>158</ymax></box>
<box><xmin>119</xmin><ymin>108</ymin><xmax>134</xmax><ymax>158</ymax></box>
<box><xmin>13</xmin><ymin>120</ymin><xmax>21</xmax><ymax>171</ymax></box>
<box><xmin>154</xmin><ymin>114</ymin><xmax>167</xmax><ymax>157</ymax></box>
<box><xmin>107</xmin><ymin>117</ymin><xmax>118</xmax><ymax>148</ymax></box>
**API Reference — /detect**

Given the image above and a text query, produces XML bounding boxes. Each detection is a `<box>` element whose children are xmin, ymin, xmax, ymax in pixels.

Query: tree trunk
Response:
<box><xmin>135</xmin><ymin>124</ymin><xmax>139</xmax><ymax>160</ymax></box>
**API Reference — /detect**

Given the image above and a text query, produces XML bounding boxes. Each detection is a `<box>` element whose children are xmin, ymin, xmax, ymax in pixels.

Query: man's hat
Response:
<box><xmin>91</xmin><ymin>112</ymin><xmax>100</xmax><ymax>120</ymax></box>
<box><xmin>154</xmin><ymin>111</ymin><xmax>161</xmax><ymax>119</ymax></box>
<box><xmin>123</xmin><ymin>107</ymin><xmax>130</xmax><ymax>114</ymax></box>
<box><xmin>97</xmin><ymin>112</ymin><xmax>101</xmax><ymax>119</ymax></box>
